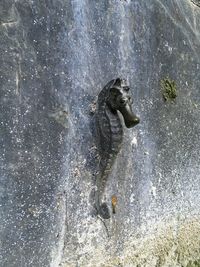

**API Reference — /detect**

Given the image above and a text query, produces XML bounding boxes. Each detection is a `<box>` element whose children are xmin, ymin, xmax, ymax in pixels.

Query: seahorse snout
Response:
<box><xmin>119</xmin><ymin>103</ymin><xmax>140</xmax><ymax>128</ymax></box>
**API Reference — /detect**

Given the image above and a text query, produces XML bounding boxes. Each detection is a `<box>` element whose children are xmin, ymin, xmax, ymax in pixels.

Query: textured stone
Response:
<box><xmin>0</xmin><ymin>0</ymin><xmax>200</xmax><ymax>266</ymax></box>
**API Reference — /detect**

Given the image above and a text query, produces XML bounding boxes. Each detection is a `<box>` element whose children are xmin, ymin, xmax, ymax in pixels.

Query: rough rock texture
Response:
<box><xmin>0</xmin><ymin>0</ymin><xmax>200</xmax><ymax>266</ymax></box>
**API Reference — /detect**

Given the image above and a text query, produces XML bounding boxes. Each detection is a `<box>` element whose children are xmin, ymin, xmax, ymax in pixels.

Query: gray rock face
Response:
<box><xmin>0</xmin><ymin>0</ymin><xmax>200</xmax><ymax>266</ymax></box>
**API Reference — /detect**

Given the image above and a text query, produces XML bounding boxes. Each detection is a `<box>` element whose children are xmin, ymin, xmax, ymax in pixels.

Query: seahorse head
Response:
<box><xmin>107</xmin><ymin>78</ymin><xmax>140</xmax><ymax>128</ymax></box>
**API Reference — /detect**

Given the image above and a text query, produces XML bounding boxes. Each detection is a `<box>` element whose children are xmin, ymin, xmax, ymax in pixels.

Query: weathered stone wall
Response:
<box><xmin>0</xmin><ymin>0</ymin><xmax>200</xmax><ymax>266</ymax></box>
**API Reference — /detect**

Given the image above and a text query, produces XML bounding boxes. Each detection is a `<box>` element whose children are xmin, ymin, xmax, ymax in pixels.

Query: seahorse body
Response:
<box><xmin>95</xmin><ymin>78</ymin><xmax>139</xmax><ymax>219</ymax></box>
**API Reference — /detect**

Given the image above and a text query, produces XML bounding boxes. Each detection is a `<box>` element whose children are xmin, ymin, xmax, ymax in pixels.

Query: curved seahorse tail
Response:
<box><xmin>99</xmin><ymin>203</ymin><xmax>110</xmax><ymax>219</ymax></box>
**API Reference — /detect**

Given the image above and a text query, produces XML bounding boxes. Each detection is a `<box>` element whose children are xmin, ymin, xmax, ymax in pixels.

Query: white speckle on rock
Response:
<box><xmin>131</xmin><ymin>136</ymin><xmax>137</xmax><ymax>147</ymax></box>
<box><xmin>150</xmin><ymin>182</ymin><xmax>157</xmax><ymax>198</ymax></box>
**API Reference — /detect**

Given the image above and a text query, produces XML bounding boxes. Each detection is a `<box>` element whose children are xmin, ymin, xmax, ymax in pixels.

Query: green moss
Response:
<box><xmin>161</xmin><ymin>77</ymin><xmax>177</xmax><ymax>102</ymax></box>
<box><xmin>186</xmin><ymin>260</ymin><xmax>200</xmax><ymax>267</ymax></box>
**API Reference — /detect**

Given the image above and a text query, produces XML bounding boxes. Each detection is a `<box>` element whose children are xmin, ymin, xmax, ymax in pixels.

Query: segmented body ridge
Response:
<box><xmin>96</xmin><ymin>81</ymin><xmax>123</xmax><ymax>204</ymax></box>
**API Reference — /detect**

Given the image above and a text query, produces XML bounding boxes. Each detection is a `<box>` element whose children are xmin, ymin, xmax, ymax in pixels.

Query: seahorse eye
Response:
<box><xmin>120</xmin><ymin>99</ymin><xmax>126</xmax><ymax>104</ymax></box>
<box><xmin>123</xmin><ymin>86</ymin><xmax>130</xmax><ymax>92</ymax></box>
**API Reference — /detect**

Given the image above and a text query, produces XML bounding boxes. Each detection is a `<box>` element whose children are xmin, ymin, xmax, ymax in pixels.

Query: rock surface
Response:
<box><xmin>0</xmin><ymin>0</ymin><xmax>200</xmax><ymax>266</ymax></box>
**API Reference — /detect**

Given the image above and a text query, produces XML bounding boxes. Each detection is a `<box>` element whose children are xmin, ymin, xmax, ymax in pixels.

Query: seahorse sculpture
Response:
<box><xmin>95</xmin><ymin>78</ymin><xmax>140</xmax><ymax>219</ymax></box>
